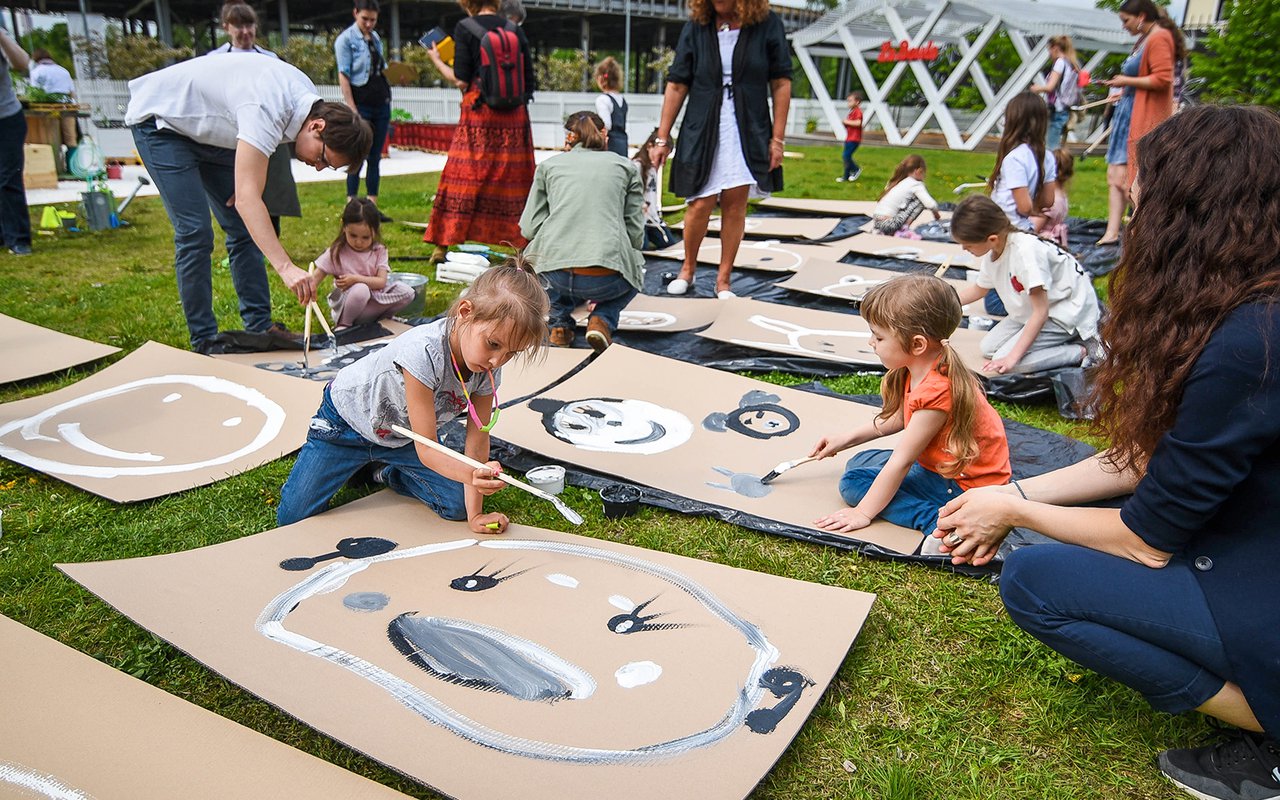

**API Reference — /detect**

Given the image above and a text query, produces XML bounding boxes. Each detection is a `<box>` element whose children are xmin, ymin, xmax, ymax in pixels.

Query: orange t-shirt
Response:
<box><xmin>902</xmin><ymin>367</ymin><xmax>1011</xmax><ymax>490</ymax></box>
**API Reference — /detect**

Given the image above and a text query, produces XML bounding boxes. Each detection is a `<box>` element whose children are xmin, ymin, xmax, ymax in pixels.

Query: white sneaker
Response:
<box><xmin>851</xmin><ymin>168</ymin><xmax>862</xmax><ymax>181</ymax></box>
<box><xmin>716</xmin><ymin>289</ymin><xmax>737</xmax><ymax>300</ymax></box>
<box><xmin>667</xmin><ymin>278</ymin><xmax>690</xmax><ymax>296</ymax></box>
<box><xmin>835</xmin><ymin>177</ymin><xmax>847</xmax><ymax>183</ymax></box>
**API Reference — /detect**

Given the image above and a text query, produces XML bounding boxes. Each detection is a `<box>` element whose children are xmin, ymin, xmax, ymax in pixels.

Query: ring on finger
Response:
<box><xmin>944</xmin><ymin>531</ymin><xmax>963</xmax><ymax>547</ymax></box>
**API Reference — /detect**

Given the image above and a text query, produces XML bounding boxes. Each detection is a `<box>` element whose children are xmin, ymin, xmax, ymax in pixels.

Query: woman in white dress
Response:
<box><xmin>651</xmin><ymin>0</ymin><xmax>791</xmax><ymax>298</ymax></box>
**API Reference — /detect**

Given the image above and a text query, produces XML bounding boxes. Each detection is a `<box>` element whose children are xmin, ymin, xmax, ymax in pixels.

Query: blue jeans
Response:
<box><xmin>347</xmin><ymin>101</ymin><xmax>390</xmax><ymax>198</ymax></box>
<box><xmin>132</xmin><ymin>120</ymin><xmax>272</xmax><ymax>347</ymax></box>
<box><xmin>1001</xmin><ymin>544</ymin><xmax>1229</xmax><ymax>715</ymax></box>
<box><xmin>838</xmin><ymin>448</ymin><xmax>961</xmax><ymax>536</ymax></box>
<box><xmin>544</xmin><ymin>270</ymin><xmax>638</xmax><ymax>335</ymax></box>
<box><xmin>1047</xmin><ymin>107</ymin><xmax>1070</xmax><ymax>150</ymax></box>
<box><xmin>841</xmin><ymin>140</ymin><xmax>861</xmax><ymax>179</ymax></box>
<box><xmin>277</xmin><ymin>386</ymin><xmax>466</xmax><ymax>525</ymax></box>
<box><xmin>0</xmin><ymin>110</ymin><xmax>31</xmax><ymax>250</ymax></box>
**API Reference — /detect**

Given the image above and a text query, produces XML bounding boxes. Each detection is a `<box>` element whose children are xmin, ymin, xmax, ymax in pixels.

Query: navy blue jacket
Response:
<box><xmin>1122</xmin><ymin>302</ymin><xmax>1280</xmax><ymax>738</ymax></box>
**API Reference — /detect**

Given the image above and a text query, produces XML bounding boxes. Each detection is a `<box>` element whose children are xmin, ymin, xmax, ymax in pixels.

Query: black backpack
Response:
<box><xmin>460</xmin><ymin>17</ymin><xmax>526</xmax><ymax>110</ymax></box>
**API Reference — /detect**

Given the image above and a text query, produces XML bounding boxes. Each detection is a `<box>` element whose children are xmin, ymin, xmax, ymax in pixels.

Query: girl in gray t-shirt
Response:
<box><xmin>277</xmin><ymin>261</ymin><xmax>549</xmax><ymax>533</ymax></box>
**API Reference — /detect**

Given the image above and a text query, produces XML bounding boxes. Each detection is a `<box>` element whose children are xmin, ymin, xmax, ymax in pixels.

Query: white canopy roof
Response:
<box><xmin>790</xmin><ymin>0</ymin><xmax>1132</xmax><ymax>150</ymax></box>
<box><xmin>793</xmin><ymin>0</ymin><xmax>1130</xmax><ymax>51</ymax></box>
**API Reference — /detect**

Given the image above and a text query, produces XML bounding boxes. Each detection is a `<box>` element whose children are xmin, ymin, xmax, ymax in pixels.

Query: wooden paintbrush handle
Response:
<box><xmin>389</xmin><ymin>424</ymin><xmax>547</xmax><ymax>499</ymax></box>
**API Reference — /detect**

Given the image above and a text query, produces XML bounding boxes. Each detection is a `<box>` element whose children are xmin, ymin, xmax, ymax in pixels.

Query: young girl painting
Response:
<box><xmin>277</xmin><ymin>257</ymin><xmax>549</xmax><ymax>534</ymax></box>
<box><xmin>811</xmin><ymin>274</ymin><xmax>1011</xmax><ymax>553</ymax></box>
<box><xmin>990</xmin><ymin>92</ymin><xmax>1059</xmax><ymax>232</ymax></box>
<box><xmin>312</xmin><ymin>198</ymin><xmax>414</xmax><ymax>327</ymax></box>
<box><xmin>951</xmin><ymin>194</ymin><xmax>1100</xmax><ymax>375</ymax></box>
<box><xmin>871</xmin><ymin>154</ymin><xmax>941</xmax><ymax>236</ymax></box>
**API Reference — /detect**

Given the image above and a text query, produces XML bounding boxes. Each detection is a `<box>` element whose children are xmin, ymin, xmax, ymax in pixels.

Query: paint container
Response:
<box><xmin>599</xmin><ymin>484</ymin><xmax>642</xmax><ymax>519</ymax></box>
<box><xmin>661</xmin><ymin>271</ymin><xmax>677</xmax><ymax>286</ymax></box>
<box><xmin>525</xmin><ymin>465</ymin><xmax>566</xmax><ymax>496</ymax></box>
<box><xmin>388</xmin><ymin>272</ymin><xmax>429</xmax><ymax>318</ymax></box>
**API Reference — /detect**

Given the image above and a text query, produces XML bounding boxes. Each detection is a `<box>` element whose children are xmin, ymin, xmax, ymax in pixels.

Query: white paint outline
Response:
<box><xmin>727</xmin><ymin>314</ymin><xmax>873</xmax><ymax>363</ymax></box>
<box><xmin>617</xmin><ymin>310</ymin><xmax>678</xmax><ymax>330</ymax></box>
<box><xmin>0</xmin><ymin>761</ymin><xmax>95</xmax><ymax>800</ymax></box>
<box><xmin>0</xmin><ymin>374</ymin><xmax>287</xmax><ymax>478</ymax></box>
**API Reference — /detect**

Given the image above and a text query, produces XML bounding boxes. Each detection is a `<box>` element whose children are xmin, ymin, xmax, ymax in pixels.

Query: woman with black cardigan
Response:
<box><xmin>651</xmin><ymin>0</ymin><xmax>791</xmax><ymax>299</ymax></box>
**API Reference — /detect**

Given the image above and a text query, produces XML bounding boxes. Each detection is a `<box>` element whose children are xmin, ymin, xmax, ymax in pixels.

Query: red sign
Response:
<box><xmin>877</xmin><ymin>40</ymin><xmax>940</xmax><ymax>62</ymax></box>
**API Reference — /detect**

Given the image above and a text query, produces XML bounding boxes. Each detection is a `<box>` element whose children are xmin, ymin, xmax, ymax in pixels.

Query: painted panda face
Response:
<box><xmin>532</xmin><ymin>398</ymin><xmax>694</xmax><ymax>455</ymax></box>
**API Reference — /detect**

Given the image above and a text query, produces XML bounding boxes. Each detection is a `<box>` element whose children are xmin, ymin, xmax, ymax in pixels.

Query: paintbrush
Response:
<box><xmin>306</xmin><ymin>263</ymin><xmax>339</xmax><ymax>356</ymax></box>
<box><xmin>933</xmin><ymin>257</ymin><xmax>953</xmax><ymax>279</ymax></box>
<box><xmin>390</xmin><ymin>424</ymin><xmax>585</xmax><ymax>526</ymax></box>
<box><xmin>759</xmin><ymin>455</ymin><xmax>818</xmax><ymax>485</ymax></box>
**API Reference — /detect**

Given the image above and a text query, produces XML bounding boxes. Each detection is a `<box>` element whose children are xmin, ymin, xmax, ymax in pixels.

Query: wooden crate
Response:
<box><xmin>23</xmin><ymin>144</ymin><xmax>59</xmax><ymax>190</ymax></box>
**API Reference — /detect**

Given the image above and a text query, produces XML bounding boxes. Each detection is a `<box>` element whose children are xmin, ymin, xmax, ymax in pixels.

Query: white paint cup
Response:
<box><xmin>525</xmin><ymin>465</ymin><xmax>566</xmax><ymax>496</ymax></box>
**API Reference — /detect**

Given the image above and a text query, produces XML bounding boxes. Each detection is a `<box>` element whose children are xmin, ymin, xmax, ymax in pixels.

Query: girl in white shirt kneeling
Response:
<box><xmin>951</xmin><ymin>194</ymin><xmax>1101</xmax><ymax>375</ymax></box>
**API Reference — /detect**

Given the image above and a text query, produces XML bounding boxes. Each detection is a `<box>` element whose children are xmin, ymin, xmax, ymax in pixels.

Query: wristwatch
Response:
<box><xmin>653</xmin><ymin>137</ymin><xmax>672</xmax><ymax>149</ymax></box>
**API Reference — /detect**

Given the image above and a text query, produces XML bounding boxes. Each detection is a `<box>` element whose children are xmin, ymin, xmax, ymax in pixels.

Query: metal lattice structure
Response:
<box><xmin>791</xmin><ymin>0</ymin><xmax>1131</xmax><ymax>150</ymax></box>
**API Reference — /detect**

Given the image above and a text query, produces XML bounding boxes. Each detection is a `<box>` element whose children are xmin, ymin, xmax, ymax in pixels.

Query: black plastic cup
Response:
<box><xmin>600</xmin><ymin>484</ymin><xmax>642</xmax><ymax>519</ymax></box>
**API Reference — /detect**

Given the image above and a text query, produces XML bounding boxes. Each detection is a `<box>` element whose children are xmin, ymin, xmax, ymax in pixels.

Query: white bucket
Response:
<box><xmin>525</xmin><ymin>465</ymin><xmax>566</xmax><ymax>495</ymax></box>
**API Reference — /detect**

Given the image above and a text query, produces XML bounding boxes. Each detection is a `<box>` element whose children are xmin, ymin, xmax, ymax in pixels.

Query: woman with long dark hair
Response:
<box><xmin>650</xmin><ymin>0</ymin><xmax>791</xmax><ymax>298</ymax></box>
<box><xmin>936</xmin><ymin>105</ymin><xmax>1280</xmax><ymax>800</ymax></box>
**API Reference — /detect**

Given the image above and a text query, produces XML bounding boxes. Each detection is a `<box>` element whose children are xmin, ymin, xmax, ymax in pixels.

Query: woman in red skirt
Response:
<box><xmin>425</xmin><ymin>0</ymin><xmax>536</xmax><ymax>261</ymax></box>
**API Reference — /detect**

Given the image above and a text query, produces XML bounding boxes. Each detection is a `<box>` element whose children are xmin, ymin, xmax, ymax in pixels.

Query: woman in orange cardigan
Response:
<box><xmin>1097</xmin><ymin>0</ymin><xmax>1184</xmax><ymax>245</ymax></box>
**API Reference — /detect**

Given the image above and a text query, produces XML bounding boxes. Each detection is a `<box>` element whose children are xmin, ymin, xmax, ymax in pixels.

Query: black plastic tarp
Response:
<box><xmin>450</xmin><ymin>377</ymin><xmax>1106</xmax><ymax>580</ymax></box>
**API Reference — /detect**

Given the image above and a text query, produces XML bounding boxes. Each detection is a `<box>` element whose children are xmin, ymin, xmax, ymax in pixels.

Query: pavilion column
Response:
<box><xmin>655</xmin><ymin>23</ymin><xmax>666</xmax><ymax>93</ymax></box>
<box><xmin>154</xmin><ymin>0</ymin><xmax>173</xmax><ymax>46</ymax></box>
<box><xmin>390</xmin><ymin>0</ymin><xmax>401</xmax><ymax>59</ymax></box>
<box><xmin>580</xmin><ymin>16</ymin><xmax>591</xmax><ymax>91</ymax></box>
<box><xmin>278</xmin><ymin>0</ymin><xmax>289</xmax><ymax>45</ymax></box>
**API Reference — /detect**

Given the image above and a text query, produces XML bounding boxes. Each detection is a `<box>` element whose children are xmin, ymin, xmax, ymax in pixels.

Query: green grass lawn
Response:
<box><xmin>0</xmin><ymin>145</ymin><xmax>1203</xmax><ymax>800</ymax></box>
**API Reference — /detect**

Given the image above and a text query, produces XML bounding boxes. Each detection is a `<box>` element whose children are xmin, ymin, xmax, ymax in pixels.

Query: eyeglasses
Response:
<box><xmin>317</xmin><ymin>140</ymin><xmax>334</xmax><ymax>170</ymax></box>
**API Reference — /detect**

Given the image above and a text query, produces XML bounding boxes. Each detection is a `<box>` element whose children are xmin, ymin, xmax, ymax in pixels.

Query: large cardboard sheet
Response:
<box><xmin>671</xmin><ymin>215</ymin><xmax>841</xmax><ymax>240</ymax></box>
<box><xmin>574</xmin><ymin>294</ymin><xmax>723</xmax><ymax>333</ymax></box>
<box><xmin>648</xmin><ymin>238</ymin><xmax>853</xmax><ymax>273</ymax></box>
<box><xmin>776</xmin><ymin>260</ymin><xmax>1000</xmax><ymax>318</ymax></box>
<box><xmin>757</xmin><ymin>197</ymin><xmax>879</xmax><ymax>217</ymax></box>
<box><xmin>211</xmin><ymin>319</ymin><xmax>414</xmax><ymax>379</ymax></box>
<box><xmin>499</xmin><ymin>345</ymin><xmax>923</xmax><ymax>553</ymax></box>
<box><xmin>0</xmin><ymin>341</ymin><xmax>324</xmax><ymax>502</ymax></box>
<box><xmin>0</xmin><ymin>614</ymin><xmax>409</xmax><ymax>800</ymax></box>
<box><xmin>837</xmin><ymin>233</ymin><xmax>977</xmax><ymax>269</ymax></box>
<box><xmin>502</xmin><ymin>346</ymin><xmax>592</xmax><ymax>401</ymax></box>
<box><xmin>697</xmin><ymin>297</ymin><xmax>987</xmax><ymax>374</ymax></box>
<box><xmin>0</xmin><ymin>313</ymin><xmax>120</xmax><ymax>384</ymax></box>
<box><xmin>60</xmin><ymin>491</ymin><xmax>876</xmax><ymax>800</ymax></box>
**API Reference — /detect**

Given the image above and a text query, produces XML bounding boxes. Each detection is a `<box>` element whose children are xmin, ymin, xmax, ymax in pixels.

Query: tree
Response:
<box><xmin>1196</xmin><ymin>0</ymin><xmax>1280</xmax><ymax>107</ymax></box>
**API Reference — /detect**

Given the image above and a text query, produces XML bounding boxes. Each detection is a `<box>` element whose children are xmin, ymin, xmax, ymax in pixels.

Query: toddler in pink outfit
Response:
<box><xmin>312</xmin><ymin>198</ymin><xmax>414</xmax><ymax>328</ymax></box>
